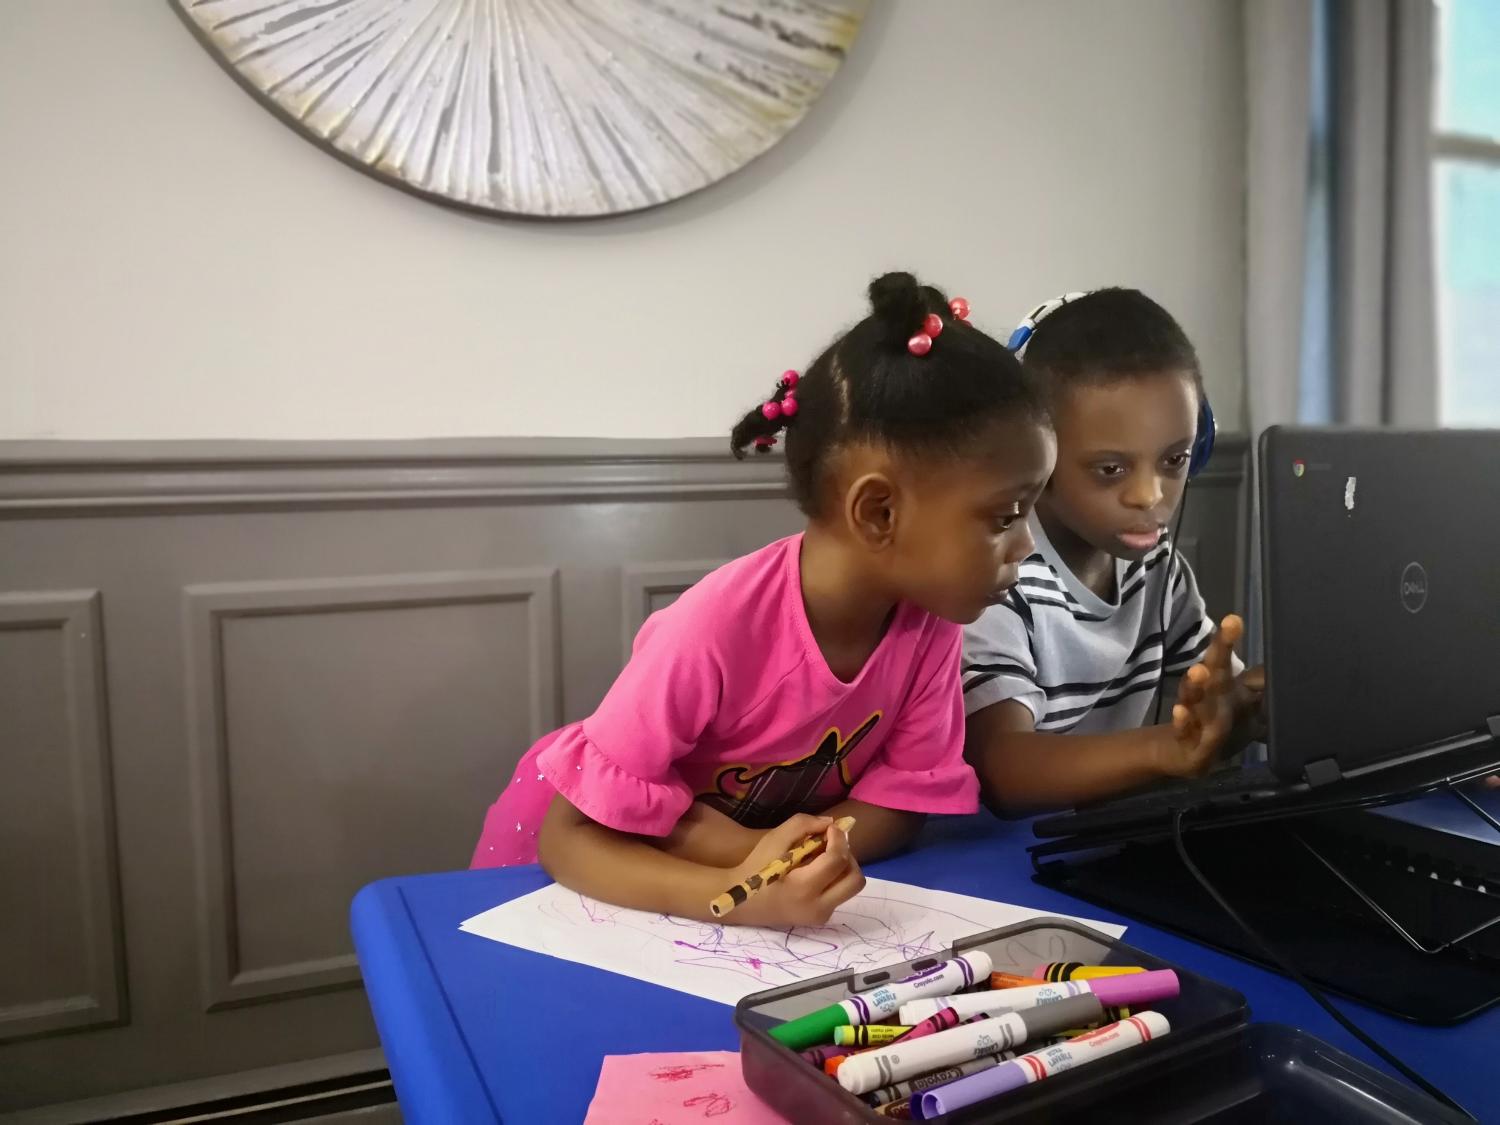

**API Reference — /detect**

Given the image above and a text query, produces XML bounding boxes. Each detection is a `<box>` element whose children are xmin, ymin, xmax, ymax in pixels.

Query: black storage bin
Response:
<box><xmin>734</xmin><ymin>917</ymin><xmax>1467</xmax><ymax>1124</ymax></box>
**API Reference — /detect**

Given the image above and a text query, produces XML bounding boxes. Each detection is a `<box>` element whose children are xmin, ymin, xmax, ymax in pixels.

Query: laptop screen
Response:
<box><xmin>1259</xmin><ymin>428</ymin><xmax>1500</xmax><ymax>782</ymax></box>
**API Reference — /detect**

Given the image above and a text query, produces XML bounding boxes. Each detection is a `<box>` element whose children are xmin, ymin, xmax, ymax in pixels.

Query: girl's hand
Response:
<box><xmin>725</xmin><ymin>814</ymin><xmax>866</xmax><ymax>928</ymax></box>
<box><xmin>1159</xmin><ymin>615</ymin><xmax>1243</xmax><ymax>777</ymax></box>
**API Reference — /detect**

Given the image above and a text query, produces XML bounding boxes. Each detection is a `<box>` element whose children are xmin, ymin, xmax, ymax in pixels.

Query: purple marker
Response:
<box><xmin>915</xmin><ymin>1011</ymin><xmax>1172</xmax><ymax>1118</ymax></box>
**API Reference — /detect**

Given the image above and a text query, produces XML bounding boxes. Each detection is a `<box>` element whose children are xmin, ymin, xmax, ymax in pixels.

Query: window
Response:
<box><xmin>1434</xmin><ymin>0</ymin><xmax>1500</xmax><ymax>425</ymax></box>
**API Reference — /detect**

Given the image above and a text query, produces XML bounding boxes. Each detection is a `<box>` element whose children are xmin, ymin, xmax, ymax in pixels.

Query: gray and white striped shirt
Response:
<box><xmin>962</xmin><ymin>513</ymin><xmax>1229</xmax><ymax>733</ymax></box>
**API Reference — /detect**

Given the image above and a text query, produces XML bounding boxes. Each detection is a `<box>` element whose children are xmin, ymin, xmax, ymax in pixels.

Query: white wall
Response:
<box><xmin>0</xmin><ymin>1</ymin><xmax>1245</xmax><ymax>441</ymax></box>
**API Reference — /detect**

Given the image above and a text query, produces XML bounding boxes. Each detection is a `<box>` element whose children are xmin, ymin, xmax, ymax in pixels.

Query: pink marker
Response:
<box><xmin>899</xmin><ymin>969</ymin><xmax>1179</xmax><ymax>1025</ymax></box>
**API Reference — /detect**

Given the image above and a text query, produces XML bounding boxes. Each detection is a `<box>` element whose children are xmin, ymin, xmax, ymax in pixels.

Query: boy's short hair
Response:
<box><xmin>1022</xmin><ymin>288</ymin><xmax>1201</xmax><ymax>391</ymax></box>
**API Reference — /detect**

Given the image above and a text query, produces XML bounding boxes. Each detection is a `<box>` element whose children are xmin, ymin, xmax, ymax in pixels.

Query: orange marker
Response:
<box><xmin>989</xmin><ymin>972</ymin><xmax>1047</xmax><ymax>990</ymax></box>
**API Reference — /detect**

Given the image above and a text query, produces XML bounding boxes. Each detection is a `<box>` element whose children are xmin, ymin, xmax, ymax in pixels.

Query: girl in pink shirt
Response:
<box><xmin>472</xmin><ymin>272</ymin><xmax>1057</xmax><ymax>927</ymax></box>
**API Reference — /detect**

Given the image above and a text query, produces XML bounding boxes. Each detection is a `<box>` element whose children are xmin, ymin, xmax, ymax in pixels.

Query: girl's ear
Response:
<box><xmin>844</xmin><ymin>472</ymin><xmax>898</xmax><ymax>550</ymax></box>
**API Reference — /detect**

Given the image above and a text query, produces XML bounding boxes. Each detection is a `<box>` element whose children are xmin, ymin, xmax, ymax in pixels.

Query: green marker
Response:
<box><xmin>769</xmin><ymin>951</ymin><xmax>992</xmax><ymax>1051</ymax></box>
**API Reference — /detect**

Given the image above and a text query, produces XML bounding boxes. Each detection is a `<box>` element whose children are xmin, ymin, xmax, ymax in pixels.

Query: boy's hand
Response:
<box><xmin>1159</xmin><ymin>615</ymin><xmax>1243</xmax><ymax>777</ymax></box>
<box><xmin>1234</xmin><ymin>664</ymin><xmax>1268</xmax><ymax>740</ymax></box>
<box><xmin>725</xmin><ymin>814</ymin><xmax>866</xmax><ymax>928</ymax></box>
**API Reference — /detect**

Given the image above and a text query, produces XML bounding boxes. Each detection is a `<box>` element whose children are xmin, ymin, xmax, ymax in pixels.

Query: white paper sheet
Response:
<box><xmin>459</xmin><ymin>877</ymin><xmax>1125</xmax><ymax>1007</ymax></box>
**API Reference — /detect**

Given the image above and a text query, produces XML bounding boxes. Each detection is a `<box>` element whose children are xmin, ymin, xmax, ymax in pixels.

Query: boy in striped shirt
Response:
<box><xmin>963</xmin><ymin>289</ymin><xmax>1263</xmax><ymax>812</ymax></box>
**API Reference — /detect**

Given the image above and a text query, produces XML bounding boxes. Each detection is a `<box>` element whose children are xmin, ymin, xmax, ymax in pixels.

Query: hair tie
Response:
<box><xmin>908</xmin><ymin>298</ymin><xmax>972</xmax><ymax>356</ymax></box>
<box><xmin>754</xmin><ymin>370</ymin><xmax>799</xmax><ymax>451</ymax></box>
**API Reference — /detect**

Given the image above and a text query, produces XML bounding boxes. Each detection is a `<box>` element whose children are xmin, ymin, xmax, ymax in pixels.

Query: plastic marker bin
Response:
<box><xmin>734</xmin><ymin>917</ymin><xmax>1468</xmax><ymax>1123</ymax></box>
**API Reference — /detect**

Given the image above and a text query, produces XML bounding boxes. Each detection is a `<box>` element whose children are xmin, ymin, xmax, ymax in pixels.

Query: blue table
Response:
<box><xmin>351</xmin><ymin>811</ymin><xmax>1499</xmax><ymax>1123</ymax></box>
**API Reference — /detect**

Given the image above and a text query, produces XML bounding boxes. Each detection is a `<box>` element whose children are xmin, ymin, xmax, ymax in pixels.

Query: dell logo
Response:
<box><xmin>1400</xmin><ymin>562</ymin><xmax>1428</xmax><ymax>614</ymax></box>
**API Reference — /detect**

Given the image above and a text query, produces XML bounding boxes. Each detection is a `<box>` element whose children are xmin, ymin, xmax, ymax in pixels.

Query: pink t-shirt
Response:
<box><xmin>470</xmin><ymin>535</ymin><xmax>978</xmax><ymax>867</ymax></box>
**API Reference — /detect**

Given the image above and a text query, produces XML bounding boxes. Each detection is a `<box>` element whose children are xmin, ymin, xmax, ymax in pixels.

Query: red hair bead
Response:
<box><xmin>923</xmin><ymin>313</ymin><xmax>944</xmax><ymax>338</ymax></box>
<box><xmin>907</xmin><ymin>333</ymin><xmax>933</xmax><ymax>356</ymax></box>
<box><xmin>780</xmin><ymin>395</ymin><xmax>799</xmax><ymax>417</ymax></box>
<box><xmin>781</xmin><ymin>370</ymin><xmax>800</xmax><ymax>388</ymax></box>
<box><xmin>761</xmin><ymin>400</ymin><xmax>782</xmax><ymax>421</ymax></box>
<box><xmin>949</xmin><ymin>297</ymin><xmax>970</xmax><ymax>320</ymax></box>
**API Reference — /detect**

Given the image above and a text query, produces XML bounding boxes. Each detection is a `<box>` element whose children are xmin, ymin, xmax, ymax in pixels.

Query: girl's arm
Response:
<box><xmin>538</xmin><ymin>795</ymin><xmax>865</xmax><ymax>926</ymax></box>
<box><xmin>655</xmin><ymin>799</ymin><xmax>925</xmax><ymax>868</ymax></box>
<box><xmin>654</xmin><ymin>801</ymin><xmax>761</xmax><ymax>868</ymax></box>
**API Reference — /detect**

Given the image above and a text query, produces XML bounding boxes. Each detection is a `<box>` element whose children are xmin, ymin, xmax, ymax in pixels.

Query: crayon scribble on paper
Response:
<box><xmin>461</xmin><ymin>877</ymin><xmax>1124</xmax><ymax>1007</ymax></box>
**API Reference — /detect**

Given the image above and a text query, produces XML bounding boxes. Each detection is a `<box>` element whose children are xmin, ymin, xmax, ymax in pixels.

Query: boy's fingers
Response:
<box><xmin>1173</xmin><ymin>702</ymin><xmax>1198</xmax><ymax>742</ymax></box>
<box><xmin>1178</xmin><ymin>664</ymin><xmax>1208</xmax><ymax>705</ymax></box>
<box><xmin>1241</xmin><ymin>666</ymin><xmax>1267</xmax><ymax>694</ymax></box>
<box><xmin>1218</xmin><ymin>614</ymin><xmax>1244</xmax><ymax>649</ymax></box>
<box><xmin>1208</xmin><ymin>663</ymin><xmax>1235</xmax><ymax>697</ymax></box>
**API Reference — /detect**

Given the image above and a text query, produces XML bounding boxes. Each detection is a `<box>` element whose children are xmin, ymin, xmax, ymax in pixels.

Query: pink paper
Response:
<box><xmin>583</xmin><ymin>1051</ymin><xmax>789</xmax><ymax>1125</ymax></box>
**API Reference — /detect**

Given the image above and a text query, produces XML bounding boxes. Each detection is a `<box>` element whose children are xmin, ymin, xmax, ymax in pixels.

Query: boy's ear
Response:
<box><xmin>845</xmin><ymin>472</ymin><xmax>898</xmax><ymax>550</ymax></box>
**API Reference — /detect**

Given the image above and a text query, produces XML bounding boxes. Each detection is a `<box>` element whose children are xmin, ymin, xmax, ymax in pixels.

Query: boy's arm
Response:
<box><xmin>966</xmin><ymin>616</ymin><xmax>1246</xmax><ymax>815</ymax></box>
<box><xmin>965</xmin><ymin>700</ymin><xmax>1180</xmax><ymax>814</ymax></box>
<box><xmin>820</xmin><ymin>799</ymin><xmax>926</xmax><ymax>863</ymax></box>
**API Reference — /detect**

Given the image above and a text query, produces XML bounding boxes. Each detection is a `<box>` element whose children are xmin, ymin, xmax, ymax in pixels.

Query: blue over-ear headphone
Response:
<box><xmin>1007</xmin><ymin>292</ymin><xmax>1216</xmax><ymax>478</ymax></box>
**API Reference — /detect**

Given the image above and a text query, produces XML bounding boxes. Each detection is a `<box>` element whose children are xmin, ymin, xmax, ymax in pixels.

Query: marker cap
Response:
<box><xmin>769</xmin><ymin>1001</ymin><xmax>848</xmax><ymax>1050</ymax></box>
<box><xmin>1090</xmin><ymin>969</ymin><xmax>1179</xmax><ymax>1008</ymax></box>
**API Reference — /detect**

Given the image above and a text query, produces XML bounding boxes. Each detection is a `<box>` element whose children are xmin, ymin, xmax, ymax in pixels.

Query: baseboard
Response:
<box><xmin>0</xmin><ymin>1052</ymin><xmax>392</xmax><ymax>1125</ymax></box>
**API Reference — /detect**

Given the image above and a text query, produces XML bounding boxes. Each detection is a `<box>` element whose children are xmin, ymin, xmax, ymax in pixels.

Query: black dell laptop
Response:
<box><xmin>1033</xmin><ymin>426</ymin><xmax>1500</xmax><ymax>841</ymax></box>
<box><xmin>1025</xmin><ymin>428</ymin><xmax>1500</xmax><ymax>1022</ymax></box>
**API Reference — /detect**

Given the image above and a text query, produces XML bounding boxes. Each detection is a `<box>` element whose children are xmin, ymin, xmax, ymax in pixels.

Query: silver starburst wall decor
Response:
<box><xmin>172</xmin><ymin>0</ymin><xmax>869</xmax><ymax>217</ymax></box>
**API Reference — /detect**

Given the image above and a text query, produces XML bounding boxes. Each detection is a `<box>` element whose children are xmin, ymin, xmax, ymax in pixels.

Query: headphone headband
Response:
<box><xmin>1007</xmin><ymin>289</ymin><xmax>1216</xmax><ymax>478</ymax></box>
<box><xmin>1006</xmin><ymin>291</ymin><xmax>1087</xmax><ymax>357</ymax></box>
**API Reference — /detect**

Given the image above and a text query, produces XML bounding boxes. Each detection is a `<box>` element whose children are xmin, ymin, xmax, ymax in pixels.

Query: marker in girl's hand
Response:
<box><xmin>709</xmin><ymin>816</ymin><xmax>856</xmax><ymax>919</ymax></box>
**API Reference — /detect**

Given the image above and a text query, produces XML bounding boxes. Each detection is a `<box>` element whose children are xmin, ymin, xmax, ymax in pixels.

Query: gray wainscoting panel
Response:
<box><xmin>183</xmin><ymin>569</ymin><xmax>559</xmax><ymax>1011</ymax></box>
<box><xmin>0</xmin><ymin>591</ymin><xmax>125</xmax><ymax>1043</ymax></box>
<box><xmin>0</xmin><ymin>436</ymin><xmax>1245</xmax><ymax>1115</ymax></box>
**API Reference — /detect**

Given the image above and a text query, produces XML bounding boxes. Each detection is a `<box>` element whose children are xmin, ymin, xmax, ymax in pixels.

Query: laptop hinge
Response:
<box><xmin>1303</xmin><ymin>757</ymin><xmax>1343</xmax><ymax>787</ymax></box>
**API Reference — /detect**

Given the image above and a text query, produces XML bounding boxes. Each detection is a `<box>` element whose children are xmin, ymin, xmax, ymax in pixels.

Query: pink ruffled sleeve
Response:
<box><xmin>536</xmin><ymin>612</ymin><xmax>721</xmax><ymax>838</ymax></box>
<box><xmin>849</xmin><ymin>622</ymin><xmax>979</xmax><ymax>815</ymax></box>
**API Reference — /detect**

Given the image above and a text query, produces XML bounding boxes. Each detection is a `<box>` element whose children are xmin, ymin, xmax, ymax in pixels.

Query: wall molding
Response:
<box><xmin>182</xmin><ymin>569</ymin><xmax>561</xmax><ymax>1011</ymax></box>
<box><xmin>0</xmin><ymin>438</ymin><xmax>787</xmax><ymax>514</ymax></box>
<box><xmin>0</xmin><ymin>435</ymin><xmax>1249</xmax><ymax>515</ymax></box>
<box><xmin>0</xmin><ymin>591</ymin><xmax>126</xmax><ymax>1043</ymax></box>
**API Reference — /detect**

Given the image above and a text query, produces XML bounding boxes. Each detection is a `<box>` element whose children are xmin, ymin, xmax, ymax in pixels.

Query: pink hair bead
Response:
<box><xmin>781</xmin><ymin>370</ymin><xmax>800</xmax><ymax>388</ymax></box>
<box><xmin>907</xmin><ymin>333</ymin><xmax>933</xmax><ymax>356</ymax></box>
<box><xmin>950</xmin><ymin>297</ymin><xmax>971</xmax><ymax>320</ymax></box>
<box><xmin>780</xmin><ymin>395</ymin><xmax>799</xmax><ymax>417</ymax></box>
<box><xmin>761</xmin><ymin>400</ymin><xmax>782</xmax><ymax>421</ymax></box>
<box><xmin>923</xmin><ymin>313</ymin><xmax>944</xmax><ymax>338</ymax></box>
